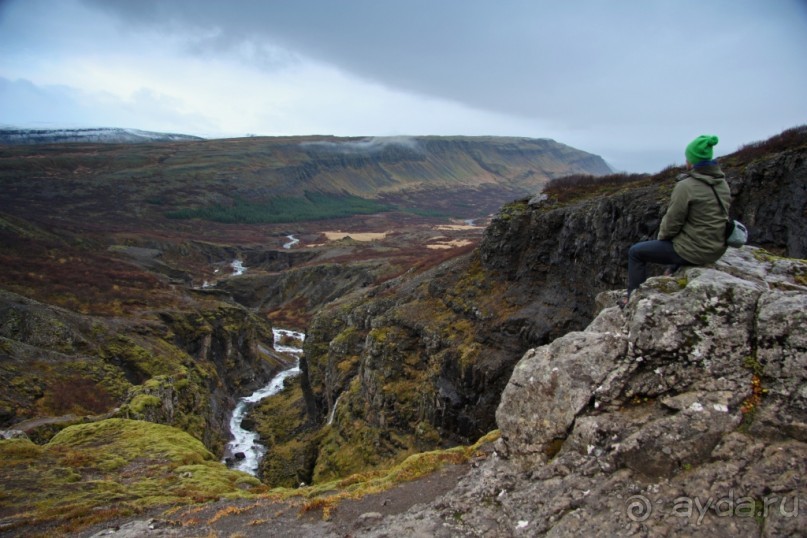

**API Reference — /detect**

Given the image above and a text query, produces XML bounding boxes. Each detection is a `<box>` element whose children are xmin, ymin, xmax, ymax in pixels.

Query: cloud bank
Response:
<box><xmin>1</xmin><ymin>0</ymin><xmax>806</xmax><ymax>172</ymax></box>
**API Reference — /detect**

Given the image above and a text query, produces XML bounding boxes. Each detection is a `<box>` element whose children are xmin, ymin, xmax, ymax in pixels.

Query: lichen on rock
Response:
<box><xmin>366</xmin><ymin>246</ymin><xmax>807</xmax><ymax>537</ymax></box>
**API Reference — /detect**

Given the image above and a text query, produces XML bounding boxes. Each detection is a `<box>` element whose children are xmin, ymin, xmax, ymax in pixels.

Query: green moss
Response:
<box><xmin>743</xmin><ymin>354</ymin><xmax>764</xmax><ymax>376</ymax></box>
<box><xmin>752</xmin><ymin>248</ymin><xmax>785</xmax><ymax>264</ymax></box>
<box><xmin>102</xmin><ymin>335</ymin><xmax>177</xmax><ymax>379</ymax></box>
<box><xmin>260</xmin><ymin>437</ymin><xmax>320</xmax><ymax>488</ymax></box>
<box><xmin>414</xmin><ymin>421</ymin><xmax>441</xmax><ymax>445</ymax></box>
<box><xmin>331</xmin><ymin>326</ymin><xmax>359</xmax><ymax>347</ymax></box>
<box><xmin>368</xmin><ymin>326</ymin><xmax>393</xmax><ymax>345</ymax></box>
<box><xmin>498</xmin><ymin>199</ymin><xmax>529</xmax><ymax>221</ymax></box>
<box><xmin>0</xmin><ymin>437</ymin><xmax>44</xmax><ymax>459</ymax></box>
<box><xmin>117</xmin><ymin>371</ymin><xmax>217</xmax><ymax>451</ymax></box>
<box><xmin>645</xmin><ymin>277</ymin><xmax>685</xmax><ymax>294</ymax></box>
<box><xmin>0</xmin><ymin>419</ymin><xmax>261</xmax><ymax>534</ymax></box>
<box><xmin>457</xmin><ymin>342</ymin><xmax>481</xmax><ymax>370</ymax></box>
<box><xmin>1</xmin><ymin>415</ymin><xmax>500</xmax><ymax>532</ymax></box>
<box><xmin>313</xmin><ymin>423</ymin><xmax>390</xmax><ymax>484</ymax></box>
<box><xmin>129</xmin><ymin>394</ymin><xmax>162</xmax><ymax>414</ymax></box>
<box><xmin>49</xmin><ymin>419</ymin><xmax>207</xmax><ymax>462</ymax></box>
<box><xmin>252</xmin><ymin>378</ymin><xmax>321</xmax><ymax>488</ymax></box>
<box><xmin>294</xmin><ymin>430</ymin><xmax>500</xmax><ymax>519</ymax></box>
<box><xmin>337</xmin><ymin>355</ymin><xmax>361</xmax><ymax>375</ymax></box>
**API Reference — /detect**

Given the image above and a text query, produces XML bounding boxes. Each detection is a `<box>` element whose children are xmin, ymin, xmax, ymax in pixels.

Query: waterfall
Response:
<box><xmin>231</xmin><ymin>259</ymin><xmax>246</xmax><ymax>275</ymax></box>
<box><xmin>327</xmin><ymin>392</ymin><xmax>345</xmax><ymax>426</ymax></box>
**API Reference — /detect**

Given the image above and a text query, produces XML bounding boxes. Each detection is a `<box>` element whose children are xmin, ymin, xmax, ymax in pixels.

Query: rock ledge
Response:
<box><xmin>364</xmin><ymin>247</ymin><xmax>807</xmax><ymax>537</ymax></box>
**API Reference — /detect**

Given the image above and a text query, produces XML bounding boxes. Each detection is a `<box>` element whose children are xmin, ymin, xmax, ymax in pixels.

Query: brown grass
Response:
<box><xmin>38</xmin><ymin>375</ymin><xmax>116</xmax><ymax>415</ymax></box>
<box><xmin>542</xmin><ymin>172</ymin><xmax>652</xmax><ymax>203</ymax></box>
<box><xmin>731</xmin><ymin>125</ymin><xmax>807</xmax><ymax>162</ymax></box>
<box><xmin>0</xmin><ymin>235</ymin><xmax>178</xmax><ymax>315</ymax></box>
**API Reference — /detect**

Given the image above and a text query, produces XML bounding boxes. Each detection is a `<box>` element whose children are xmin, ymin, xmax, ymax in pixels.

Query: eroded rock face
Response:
<box><xmin>729</xmin><ymin>148</ymin><xmax>807</xmax><ymax>258</ymax></box>
<box><xmin>0</xmin><ymin>288</ymin><xmax>286</xmax><ymax>454</ymax></box>
<box><xmin>296</xmin><ymin>144</ymin><xmax>807</xmax><ymax>485</ymax></box>
<box><xmin>363</xmin><ymin>247</ymin><xmax>807</xmax><ymax>537</ymax></box>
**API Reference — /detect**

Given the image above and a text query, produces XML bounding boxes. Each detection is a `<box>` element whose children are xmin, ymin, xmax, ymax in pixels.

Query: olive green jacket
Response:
<box><xmin>658</xmin><ymin>163</ymin><xmax>730</xmax><ymax>265</ymax></box>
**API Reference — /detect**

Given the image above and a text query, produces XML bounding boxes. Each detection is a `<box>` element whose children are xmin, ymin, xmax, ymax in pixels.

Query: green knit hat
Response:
<box><xmin>685</xmin><ymin>135</ymin><xmax>719</xmax><ymax>164</ymax></box>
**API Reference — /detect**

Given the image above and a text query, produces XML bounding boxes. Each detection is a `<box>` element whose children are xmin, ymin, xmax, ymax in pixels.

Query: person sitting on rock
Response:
<box><xmin>621</xmin><ymin>135</ymin><xmax>731</xmax><ymax>308</ymax></box>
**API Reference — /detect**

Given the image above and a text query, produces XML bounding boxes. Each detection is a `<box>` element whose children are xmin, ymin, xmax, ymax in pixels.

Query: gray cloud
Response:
<box><xmin>0</xmin><ymin>77</ymin><xmax>217</xmax><ymax>133</ymax></box>
<box><xmin>81</xmin><ymin>0</ymin><xmax>807</xmax><ymax>127</ymax></box>
<box><xmin>3</xmin><ymin>0</ymin><xmax>806</xmax><ymax>171</ymax></box>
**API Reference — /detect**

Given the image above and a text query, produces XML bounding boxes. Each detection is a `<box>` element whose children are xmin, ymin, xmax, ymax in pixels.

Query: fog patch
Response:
<box><xmin>302</xmin><ymin>136</ymin><xmax>421</xmax><ymax>154</ymax></box>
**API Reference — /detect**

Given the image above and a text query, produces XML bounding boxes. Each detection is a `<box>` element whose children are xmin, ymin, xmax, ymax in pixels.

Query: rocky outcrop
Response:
<box><xmin>363</xmin><ymin>247</ymin><xmax>807</xmax><ymax>537</ymax></box>
<box><xmin>727</xmin><ymin>147</ymin><xmax>807</xmax><ymax>258</ymax></box>
<box><xmin>293</xmin><ymin>140</ymin><xmax>807</xmax><ymax>484</ymax></box>
<box><xmin>478</xmin><ymin>185</ymin><xmax>664</xmax><ymax>344</ymax></box>
<box><xmin>479</xmin><ymin>141</ymin><xmax>807</xmax><ymax>345</ymax></box>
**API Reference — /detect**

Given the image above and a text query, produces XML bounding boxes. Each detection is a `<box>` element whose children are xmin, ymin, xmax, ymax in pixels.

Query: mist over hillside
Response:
<box><xmin>0</xmin><ymin>133</ymin><xmax>611</xmax><ymax>227</ymax></box>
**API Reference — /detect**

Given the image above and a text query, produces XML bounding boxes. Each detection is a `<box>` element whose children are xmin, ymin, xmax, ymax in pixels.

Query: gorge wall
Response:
<box><xmin>0</xmin><ymin>290</ymin><xmax>289</xmax><ymax>454</ymax></box>
<box><xmin>365</xmin><ymin>246</ymin><xmax>807</xmax><ymax>537</ymax></box>
<box><xmin>0</xmin><ymin>132</ymin><xmax>615</xmax><ymax>478</ymax></box>
<box><xmin>0</xmin><ymin>129</ymin><xmax>804</xmax><ymax>535</ymax></box>
<box><xmin>284</xmin><ymin>130</ymin><xmax>807</xmax><ymax>485</ymax></box>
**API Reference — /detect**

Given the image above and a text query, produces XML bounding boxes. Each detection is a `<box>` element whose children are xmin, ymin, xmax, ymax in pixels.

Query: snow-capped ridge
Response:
<box><xmin>0</xmin><ymin>127</ymin><xmax>204</xmax><ymax>145</ymax></box>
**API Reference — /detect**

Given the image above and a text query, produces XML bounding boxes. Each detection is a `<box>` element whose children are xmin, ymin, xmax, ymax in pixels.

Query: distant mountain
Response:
<box><xmin>0</xmin><ymin>134</ymin><xmax>612</xmax><ymax>224</ymax></box>
<box><xmin>0</xmin><ymin>127</ymin><xmax>204</xmax><ymax>145</ymax></box>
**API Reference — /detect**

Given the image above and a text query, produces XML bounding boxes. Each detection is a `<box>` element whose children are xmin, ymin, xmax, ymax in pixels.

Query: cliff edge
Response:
<box><xmin>293</xmin><ymin>129</ymin><xmax>806</xmax><ymax>485</ymax></box>
<box><xmin>364</xmin><ymin>246</ymin><xmax>807</xmax><ymax>536</ymax></box>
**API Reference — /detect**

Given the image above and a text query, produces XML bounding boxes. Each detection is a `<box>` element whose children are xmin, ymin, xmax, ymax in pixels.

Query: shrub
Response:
<box><xmin>39</xmin><ymin>375</ymin><xmax>116</xmax><ymax>415</ymax></box>
<box><xmin>732</xmin><ymin>125</ymin><xmax>807</xmax><ymax>162</ymax></box>
<box><xmin>543</xmin><ymin>172</ymin><xmax>651</xmax><ymax>203</ymax></box>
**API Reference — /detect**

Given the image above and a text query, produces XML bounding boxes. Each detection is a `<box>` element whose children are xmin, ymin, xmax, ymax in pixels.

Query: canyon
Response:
<box><xmin>0</xmin><ymin>127</ymin><xmax>805</xmax><ymax>536</ymax></box>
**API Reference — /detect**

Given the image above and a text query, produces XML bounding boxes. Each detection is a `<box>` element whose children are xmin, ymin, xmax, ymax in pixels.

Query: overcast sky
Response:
<box><xmin>1</xmin><ymin>0</ymin><xmax>805</xmax><ymax>172</ymax></box>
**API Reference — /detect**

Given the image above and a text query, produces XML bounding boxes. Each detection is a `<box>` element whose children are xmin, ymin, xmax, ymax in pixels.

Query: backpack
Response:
<box><xmin>708</xmin><ymin>184</ymin><xmax>748</xmax><ymax>248</ymax></box>
<box><xmin>724</xmin><ymin>219</ymin><xmax>748</xmax><ymax>248</ymax></box>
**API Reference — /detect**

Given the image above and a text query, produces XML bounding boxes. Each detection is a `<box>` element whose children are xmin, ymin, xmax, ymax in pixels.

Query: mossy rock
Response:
<box><xmin>644</xmin><ymin>276</ymin><xmax>687</xmax><ymax>294</ymax></box>
<box><xmin>0</xmin><ymin>418</ymin><xmax>265</xmax><ymax>534</ymax></box>
<box><xmin>252</xmin><ymin>378</ymin><xmax>321</xmax><ymax>487</ymax></box>
<box><xmin>116</xmin><ymin>372</ymin><xmax>220</xmax><ymax>453</ymax></box>
<box><xmin>295</xmin><ymin>430</ymin><xmax>501</xmax><ymax>519</ymax></box>
<box><xmin>498</xmin><ymin>199</ymin><xmax>529</xmax><ymax>221</ymax></box>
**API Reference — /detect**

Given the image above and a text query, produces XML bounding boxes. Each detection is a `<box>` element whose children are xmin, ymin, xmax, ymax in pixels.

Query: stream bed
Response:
<box><xmin>222</xmin><ymin>328</ymin><xmax>305</xmax><ymax>475</ymax></box>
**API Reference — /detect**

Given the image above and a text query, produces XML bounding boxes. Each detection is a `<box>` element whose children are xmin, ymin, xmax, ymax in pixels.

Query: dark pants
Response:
<box><xmin>627</xmin><ymin>240</ymin><xmax>690</xmax><ymax>297</ymax></box>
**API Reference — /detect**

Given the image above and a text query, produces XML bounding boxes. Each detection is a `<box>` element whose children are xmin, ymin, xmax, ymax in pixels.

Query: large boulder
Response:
<box><xmin>363</xmin><ymin>247</ymin><xmax>807</xmax><ymax>537</ymax></box>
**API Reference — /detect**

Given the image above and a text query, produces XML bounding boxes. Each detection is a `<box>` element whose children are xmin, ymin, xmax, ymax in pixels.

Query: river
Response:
<box><xmin>283</xmin><ymin>235</ymin><xmax>299</xmax><ymax>249</ymax></box>
<box><xmin>222</xmin><ymin>328</ymin><xmax>305</xmax><ymax>475</ymax></box>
